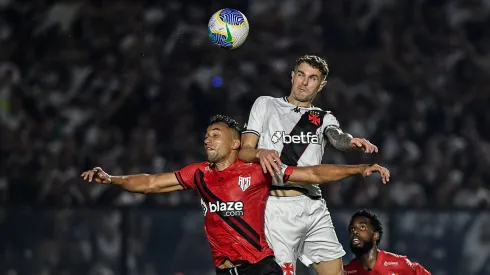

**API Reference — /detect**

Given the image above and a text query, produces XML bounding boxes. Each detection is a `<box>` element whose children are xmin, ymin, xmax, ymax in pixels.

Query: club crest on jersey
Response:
<box><xmin>281</xmin><ymin>262</ymin><xmax>294</xmax><ymax>275</ymax></box>
<box><xmin>238</xmin><ymin>176</ymin><xmax>251</xmax><ymax>191</ymax></box>
<box><xmin>308</xmin><ymin>111</ymin><xmax>321</xmax><ymax>126</ymax></box>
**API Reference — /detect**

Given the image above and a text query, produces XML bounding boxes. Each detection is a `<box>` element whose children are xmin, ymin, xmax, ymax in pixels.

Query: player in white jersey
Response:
<box><xmin>238</xmin><ymin>55</ymin><xmax>378</xmax><ymax>275</ymax></box>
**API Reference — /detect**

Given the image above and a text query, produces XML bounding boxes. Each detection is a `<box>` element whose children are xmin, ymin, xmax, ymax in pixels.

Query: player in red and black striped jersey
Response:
<box><xmin>81</xmin><ymin>115</ymin><xmax>390</xmax><ymax>275</ymax></box>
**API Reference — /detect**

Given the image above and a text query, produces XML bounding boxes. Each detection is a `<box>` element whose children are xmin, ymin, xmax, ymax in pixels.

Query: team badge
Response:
<box><xmin>281</xmin><ymin>262</ymin><xmax>294</xmax><ymax>275</ymax></box>
<box><xmin>308</xmin><ymin>111</ymin><xmax>321</xmax><ymax>126</ymax></box>
<box><xmin>238</xmin><ymin>175</ymin><xmax>251</xmax><ymax>191</ymax></box>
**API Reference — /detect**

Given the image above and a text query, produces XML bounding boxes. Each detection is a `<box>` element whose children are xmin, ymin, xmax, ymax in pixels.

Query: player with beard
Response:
<box><xmin>80</xmin><ymin>115</ymin><xmax>390</xmax><ymax>275</ymax></box>
<box><xmin>344</xmin><ymin>209</ymin><xmax>431</xmax><ymax>274</ymax></box>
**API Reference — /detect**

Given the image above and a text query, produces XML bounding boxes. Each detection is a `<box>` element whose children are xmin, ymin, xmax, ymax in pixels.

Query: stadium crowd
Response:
<box><xmin>2</xmin><ymin>0</ymin><xmax>489</xmax><ymax>208</ymax></box>
<box><xmin>1</xmin><ymin>0</ymin><xmax>490</xmax><ymax>274</ymax></box>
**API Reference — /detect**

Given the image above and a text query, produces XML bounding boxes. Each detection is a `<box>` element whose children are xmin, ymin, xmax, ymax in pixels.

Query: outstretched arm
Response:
<box><xmin>286</xmin><ymin>164</ymin><xmax>390</xmax><ymax>185</ymax></box>
<box><xmin>325</xmin><ymin>126</ymin><xmax>378</xmax><ymax>153</ymax></box>
<box><xmin>81</xmin><ymin>167</ymin><xmax>184</xmax><ymax>194</ymax></box>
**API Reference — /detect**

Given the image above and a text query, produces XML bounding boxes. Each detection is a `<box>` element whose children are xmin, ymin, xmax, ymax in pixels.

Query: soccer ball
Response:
<box><xmin>208</xmin><ymin>8</ymin><xmax>249</xmax><ymax>50</ymax></box>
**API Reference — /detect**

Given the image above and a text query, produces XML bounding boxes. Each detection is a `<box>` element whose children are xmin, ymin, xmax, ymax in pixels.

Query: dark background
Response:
<box><xmin>1</xmin><ymin>0</ymin><xmax>489</xmax><ymax>274</ymax></box>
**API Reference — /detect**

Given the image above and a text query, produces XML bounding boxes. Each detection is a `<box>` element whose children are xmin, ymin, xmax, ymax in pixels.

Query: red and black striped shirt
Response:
<box><xmin>174</xmin><ymin>160</ymin><xmax>293</xmax><ymax>267</ymax></box>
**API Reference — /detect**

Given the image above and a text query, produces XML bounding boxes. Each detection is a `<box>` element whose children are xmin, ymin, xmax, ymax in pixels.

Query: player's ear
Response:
<box><xmin>231</xmin><ymin>139</ymin><xmax>240</xmax><ymax>150</ymax></box>
<box><xmin>373</xmin><ymin>231</ymin><xmax>379</xmax><ymax>243</ymax></box>
<box><xmin>319</xmin><ymin>80</ymin><xmax>327</xmax><ymax>91</ymax></box>
<box><xmin>291</xmin><ymin>71</ymin><xmax>295</xmax><ymax>83</ymax></box>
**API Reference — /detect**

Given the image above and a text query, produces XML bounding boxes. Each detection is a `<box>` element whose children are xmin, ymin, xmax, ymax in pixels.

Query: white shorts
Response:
<box><xmin>264</xmin><ymin>195</ymin><xmax>345</xmax><ymax>273</ymax></box>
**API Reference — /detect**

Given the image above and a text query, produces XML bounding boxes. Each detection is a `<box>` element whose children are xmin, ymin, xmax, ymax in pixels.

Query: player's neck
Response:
<box><xmin>213</xmin><ymin>154</ymin><xmax>238</xmax><ymax>171</ymax></box>
<box><xmin>287</xmin><ymin>95</ymin><xmax>312</xmax><ymax>108</ymax></box>
<box><xmin>356</xmin><ymin>248</ymin><xmax>378</xmax><ymax>271</ymax></box>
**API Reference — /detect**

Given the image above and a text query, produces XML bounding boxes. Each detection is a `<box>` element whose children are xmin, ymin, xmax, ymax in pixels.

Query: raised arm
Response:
<box><xmin>81</xmin><ymin>167</ymin><xmax>184</xmax><ymax>194</ymax></box>
<box><xmin>324</xmin><ymin>125</ymin><xmax>378</xmax><ymax>153</ymax></box>
<box><xmin>286</xmin><ymin>164</ymin><xmax>390</xmax><ymax>185</ymax></box>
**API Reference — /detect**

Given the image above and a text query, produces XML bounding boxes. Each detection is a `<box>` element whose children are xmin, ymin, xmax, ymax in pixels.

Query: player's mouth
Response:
<box><xmin>298</xmin><ymin>87</ymin><xmax>308</xmax><ymax>93</ymax></box>
<box><xmin>205</xmin><ymin>146</ymin><xmax>216</xmax><ymax>152</ymax></box>
<box><xmin>351</xmin><ymin>237</ymin><xmax>361</xmax><ymax>246</ymax></box>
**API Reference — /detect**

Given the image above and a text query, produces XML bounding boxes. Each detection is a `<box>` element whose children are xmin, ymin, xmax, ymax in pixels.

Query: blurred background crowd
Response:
<box><xmin>1</xmin><ymin>0</ymin><xmax>490</xmax><ymax>274</ymax></box>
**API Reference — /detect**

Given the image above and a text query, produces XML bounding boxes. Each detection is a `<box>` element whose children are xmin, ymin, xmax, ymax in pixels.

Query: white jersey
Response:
<box><xmin>243</xmin><ymin>96</ymin><xmax>340</xmax><ymax>197</ymax></box>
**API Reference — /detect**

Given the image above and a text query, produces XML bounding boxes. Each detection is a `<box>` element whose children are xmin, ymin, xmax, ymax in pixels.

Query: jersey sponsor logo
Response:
<box><xmin>201</xmin><ymin>199</ymin><xmax>244</xmax><ymax>217</ymax></box>
<box><xmin>344</xmin><ymin>270</ymin><xmax>357</xmax><ymax>274</ymax></box>
<box><xmin>238</xmin><ymin>175</ymin><xmax>251</xmax><ymax>191</ymax></box>
<box><xmin>200</xmin><ymin>199</ymin><xmax>208</xmax><ymax>216</ymax></box>
<box><xmin>272</xmin><ymin>131</ymin><xmax>320</xmax><ymax>144</ymax></box>
<box><xmin>384</xmin><ymin>261</ymin><xmax>399</xmax><ymax>266</ymax></box>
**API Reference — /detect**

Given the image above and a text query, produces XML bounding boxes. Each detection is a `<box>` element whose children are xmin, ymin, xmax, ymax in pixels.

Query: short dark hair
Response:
<box><xmin>295</xmin><ymin>55</ymin><xmax>329</xmax><ymax>79</ymax></box>
<box><xmin>209</xmin><ymin>115</ymin><xmax>243</xmax><ymax>137</ymax></box>
<box><xmin>350</xmin><ymin>209</ymin><xmax>383</xmax><ymax>245</ymax></box>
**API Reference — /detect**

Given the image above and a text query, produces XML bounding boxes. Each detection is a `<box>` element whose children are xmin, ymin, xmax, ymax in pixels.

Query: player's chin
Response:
<box><xmin>350</xmin><ymin>240</ymin><xmax>362</xmax><ymax>248</ymax></box>
<box><xmin>293</xmin><ymin>91</ymin><xmax>312</xmax><ymax>101</ymax></box>
<box><xmin>349</xmin><ymin>237</ymin><xmax>364</xmax><ymax>248</ymax></box>
<box><xmin>206</xmin><ymin>152</ymin><xmax>219</xmax><ymax>163</ymax></box>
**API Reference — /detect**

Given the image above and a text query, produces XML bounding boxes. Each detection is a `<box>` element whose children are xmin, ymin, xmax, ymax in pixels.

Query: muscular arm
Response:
<box><xmin>325</xmin><ymin>127</ymin><xmax>355</xmax><ymax>151</ymax></box>
<box><xmin>238</xmin><ymin>133</ymin><xmax>261</xmax><ymax>162</ymax></box>
<box><xmin>287</xmin><ymin>164</ymin><xmax>368</xmax><ymax>184</ymax></box>
<box><xmin>110</xmin><ymin>173</ymin><xmax>184</xmax><ymax>194</ymax></box>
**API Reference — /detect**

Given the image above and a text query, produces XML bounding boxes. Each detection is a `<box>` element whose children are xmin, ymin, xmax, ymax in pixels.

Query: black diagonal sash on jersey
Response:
<box><xmin>280</xmin><ymin>110</ymin><xmax>325</xmax><ymax>166</ymax></box>
<box><xmin>193</xmin><ymin>170</ymin><xmax>262</xmax><ymax>251</ymax></box>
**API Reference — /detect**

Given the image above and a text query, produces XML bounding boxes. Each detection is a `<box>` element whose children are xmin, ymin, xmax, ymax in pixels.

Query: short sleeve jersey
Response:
<box><xmin>174</xmin><ymin>160</ymin><xmax>293</xmax><ymax>267</ymax></box>
<box><xmin>243</xmin><ymin>96</ymin><xmax>340</xmax><ymax>197</ymax></box>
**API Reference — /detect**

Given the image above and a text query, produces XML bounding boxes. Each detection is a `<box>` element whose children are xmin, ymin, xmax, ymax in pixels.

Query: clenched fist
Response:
<box><xmin>80</xmin><ymin>167</ymin><xmax>112</xmax><ymax>184</ymax></box>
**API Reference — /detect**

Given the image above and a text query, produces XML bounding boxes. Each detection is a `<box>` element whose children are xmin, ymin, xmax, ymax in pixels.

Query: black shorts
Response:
<box><xmin>216</xmin><ymin>256</ymin><xmax>282</xmax><ymax>275</ymax></box>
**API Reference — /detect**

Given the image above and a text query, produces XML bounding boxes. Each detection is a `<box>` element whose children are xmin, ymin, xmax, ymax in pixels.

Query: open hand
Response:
<box><xmin>351</xmin><ymin>138</ymin><xmax>378</xmax><ymax>153</ymax></box>
<box><xmin>362</xmin><ymin>164</ymin><xmax>390</xmax><ymax>184</ymax></box>
<box><xmin>81</xmin><ymin>167</ymin><xmax>112</xmax><ymax>184</ymax></box>
<box><xmin>256</xmin><ymin>149</ymin><xmax>282</xmax><ymax>175</ymax></box>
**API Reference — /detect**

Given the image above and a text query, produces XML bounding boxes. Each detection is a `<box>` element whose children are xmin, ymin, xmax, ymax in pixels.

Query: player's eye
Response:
<box><xmin>360</xmin><ymin>225</ymin><xmax>367</xmax><ymax>230</ymax></box>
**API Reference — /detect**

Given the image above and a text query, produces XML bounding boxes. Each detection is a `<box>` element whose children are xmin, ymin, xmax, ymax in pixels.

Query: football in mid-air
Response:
<box><xmin>208</xmin><ymin>8</ymin><xmax>249</xmax><ymax>50</ymax></box>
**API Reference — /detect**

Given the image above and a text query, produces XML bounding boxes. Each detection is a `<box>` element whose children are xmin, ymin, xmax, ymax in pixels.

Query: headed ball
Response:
<box><xmin>208</xmin><ymin>8</ymin><xmax>249</xmax><ymax>50</ymax></box>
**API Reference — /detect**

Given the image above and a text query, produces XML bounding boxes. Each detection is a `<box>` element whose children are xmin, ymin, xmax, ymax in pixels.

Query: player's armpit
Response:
<box><xmin>110</xmin><ymin>173</ymin><xmax>184</xmax><ymax>194</ymax></box>
<box><xmin>286</xmin><ymin>164</ymin><xmax>366</xmax><ymax>184</ymax></box>
<box><xmin>238</xmin><ymin>133</ymin><xmax>260</xmax><ymax>162</ymax></box>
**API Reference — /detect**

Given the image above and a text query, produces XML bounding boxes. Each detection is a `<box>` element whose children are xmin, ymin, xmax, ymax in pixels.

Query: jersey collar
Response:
<box><xmin>209</xmin><ymin>159</ymin><xmax>244</xmax><ymax>172</ymax></box>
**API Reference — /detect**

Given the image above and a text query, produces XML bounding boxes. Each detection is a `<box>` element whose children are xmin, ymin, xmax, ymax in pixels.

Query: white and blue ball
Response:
<box><xmin>208</xmin><ymin>8</ymin><xmax>249</xmax><ymax>50</ymax></box>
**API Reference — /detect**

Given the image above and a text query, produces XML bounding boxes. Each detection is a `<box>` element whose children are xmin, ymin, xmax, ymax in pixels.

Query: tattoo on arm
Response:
<box><xmin>325</xmin><ymin>127</ymin><xmax>353</xmax><ymax>151</ymax></box>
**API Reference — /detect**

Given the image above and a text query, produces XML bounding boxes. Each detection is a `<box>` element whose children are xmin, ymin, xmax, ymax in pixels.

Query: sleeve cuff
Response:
<box><xmin>174</xmin><ymin>171</ymin><xmax>189</xmax><ymax>189</ymax></box>
<box><xmin>282</xmin><ymin>165</ymin><xmax>294</xmax><ymax>182</ymax></box>
<box><xmin>242</xmin><ymin>129</ymin><xmax>260</xmax><ymax>136</ymax></box>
